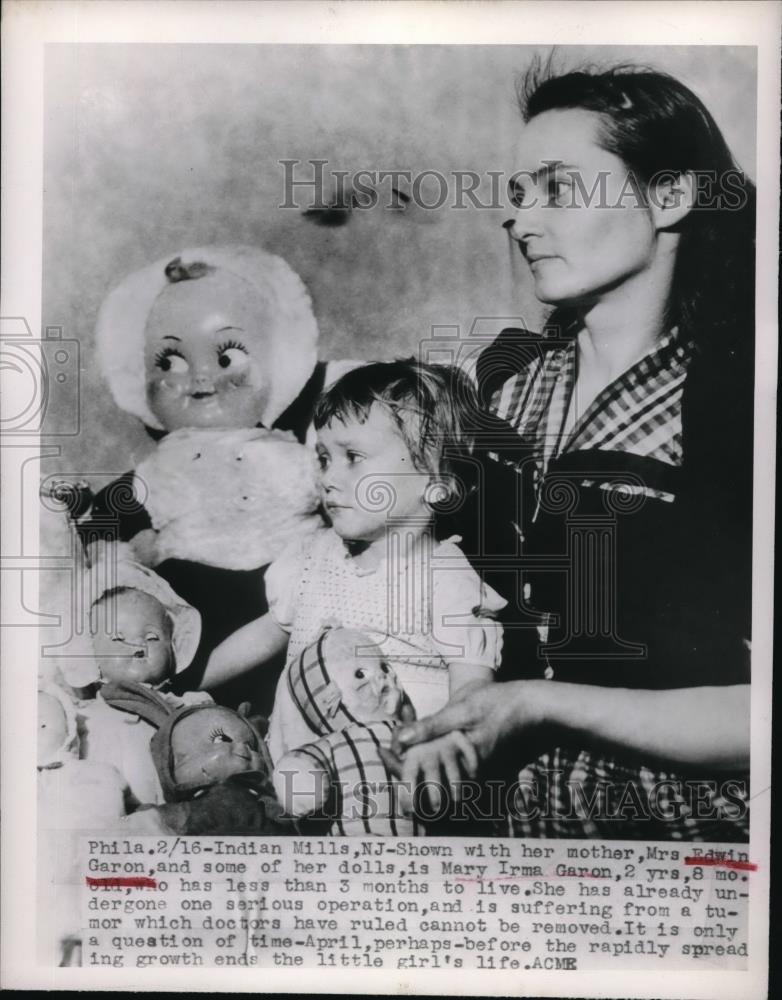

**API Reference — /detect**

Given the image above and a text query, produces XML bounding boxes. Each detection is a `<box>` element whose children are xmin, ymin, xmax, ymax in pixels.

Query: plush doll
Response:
<box><xmin>59</xmin><ymin>557</ymin><xmax>207</xmax><ymax>806</ymax></box>
<box><xmin>37</xmin><ymin>683</ymin><xmax>127</xmax><ymax>965</ymax></box>
<box><xmin>102</xmin><ymin>678</ymin><xmax>291</xmax><ymax>836</ymax></box>
<box><xmin>273</xmin><ymin>628</ymin><xmax>418</xmax><ymax>836</ymax></box>
<box><xmin>74</xmin><ymin>245</ymin><xmax>357</xmax><ymax>700</ymax></box>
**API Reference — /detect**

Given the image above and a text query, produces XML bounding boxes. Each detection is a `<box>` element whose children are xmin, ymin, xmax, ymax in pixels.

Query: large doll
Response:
<box><xmin>273</xmin><ymin>628</ymin><xmax>426</xmax><ymax>836</ymax></box>
<box><xmin>74</xmin><ymin>245</ymin><xmax>355</xmax><ymax>704</ymax></box>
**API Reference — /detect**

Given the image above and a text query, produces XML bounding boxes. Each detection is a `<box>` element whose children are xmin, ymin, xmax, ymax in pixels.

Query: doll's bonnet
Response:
<box><xmin>58</xmin><ymin>558</ymin><xmax>201</xmax><ymax>688</ymax></box>
<box><xmin>95</xmin><ymin>244</ymin><xmax>319</xmax><ymax>432</ymax></box>
<box><xmin>102</xmin><ymin>678</ymin><xmax>264</xmax><ymax>802</ymax></box>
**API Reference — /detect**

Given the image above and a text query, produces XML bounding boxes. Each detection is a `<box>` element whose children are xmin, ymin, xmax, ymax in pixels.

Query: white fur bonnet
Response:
<box><xmin>95</xmin><ymin>245</ymin><xmax>319</xmax><ymax>431</ymax></box>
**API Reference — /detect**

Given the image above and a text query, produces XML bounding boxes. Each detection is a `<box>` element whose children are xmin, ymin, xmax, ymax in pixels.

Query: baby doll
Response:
<box><xmin>75</xmin><ymin>245</ymin><xmax>356</xmax><ymax>700</ymax></box>
<box><xmin>273</xmin><ymin>628</ymin><xmax>419</xmax><ymax>836</ymax></box>
<box><xmin>59</xmin><ymin>557</ymin><xmax>206</xmax><ymax>806</ymax></box>
<box><xmin>201</xmin><ymin>359</ymin><xmax>507</xmax><ymax>762</ymax></box>
<box><xmin>37</xmin><ymin>683</ymin><xmax>127</xmax><ymax>965</ymax></box>
<box><xmin>101</xmin><ymin>679</ymin><xmax>290</xmax><ymax>836</ymax></box>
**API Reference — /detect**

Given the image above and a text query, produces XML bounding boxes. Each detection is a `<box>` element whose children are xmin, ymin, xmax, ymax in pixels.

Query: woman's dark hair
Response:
<box><xmin>517</xmin><ymin>60</ymin><xmax>756</xmax><ymax>349</ymax></box>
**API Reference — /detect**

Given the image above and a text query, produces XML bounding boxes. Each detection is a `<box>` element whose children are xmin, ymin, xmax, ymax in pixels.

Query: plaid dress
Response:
<box><xmin>486</xmin><ymin>325</ymin><xmax>750</xmax><ymax>841</ymax></box>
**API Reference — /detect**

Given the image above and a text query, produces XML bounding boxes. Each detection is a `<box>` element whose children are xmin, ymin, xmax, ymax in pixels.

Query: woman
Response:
<box><xmin>392</xmin><ymin>64</ymin><xmax>755</xmax><ymax>840</ymax></box>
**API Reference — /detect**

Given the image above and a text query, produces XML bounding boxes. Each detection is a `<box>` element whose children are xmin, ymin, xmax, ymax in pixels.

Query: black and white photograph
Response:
<box><xmin>1</xmin><ymin>1</ymin><xmax>778</xmax><ymax>995</ymax></box>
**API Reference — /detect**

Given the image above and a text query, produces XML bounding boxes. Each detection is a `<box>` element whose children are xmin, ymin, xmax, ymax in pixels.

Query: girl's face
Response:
<box><xmin>170</xmin><ymin>707</ymin><xmax>261</xmax><ymax>786</ymax></box>
<box><xmin>316</xmin><ymin>406</ymin><xmax>430</xmax><ymax>544</ymax></box>
<box><xmin>91</xmin><ymin>589</ymin><xmax>173</xmax><ymax>686</ymax></box>
<box><xmin>144</xmin><ymin>271</ymin><xmax>272</xmax><ymax>430</ymax></box>
<box><xmin>508</xmin><ymin>108</ymin><xmax>657</xmax><ymax>306</ymax></box>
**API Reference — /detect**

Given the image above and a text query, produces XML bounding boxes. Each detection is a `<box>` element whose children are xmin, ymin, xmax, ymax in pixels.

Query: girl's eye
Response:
<box><xmin>111</xmin><ymin>634</ymin><xmax>125</xmax><ymax>643</ymax></box>
<box><xmin>347</xmin><ymin>451</ymin><xmax>363</xmax><ymax>465</ymax></box>
<box><xmin>210</xmin><ymin>729</ymin><xmax>232</xmax><ymax>744</ymax></box>
<box><xmin>217</xmin><ymin>343</ymin><xmax>249</xmax><ymax>370</ymax></box>
<box><xmin>155</xmin><ymin>349</ymin><xmax>189</xmax><ymax>374</ymax></box>
<box><xmin>355</xmin><ymin>668</ymin><xmax>366</xmax><ymax>680</ymax></box>
<box><xmin>317</xmin><ymin>453</ymin><xmax>330</xmax><ymax>470</ymax></box>
<box><xmin>145</xmin><ymin>633</ymin><xmax>160</xmax><ymax>643</ymax></box>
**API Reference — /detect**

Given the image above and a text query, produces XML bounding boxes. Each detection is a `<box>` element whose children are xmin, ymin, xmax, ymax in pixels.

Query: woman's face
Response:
<box><xmin>144</xmin><ymin>271</ymin><xmax>272</xmax><ymax>430</ymax></box>
<box><xmin>509</xmin><ymin>108</ymin><xmax>657</xmax><ymax>307</ymax></box>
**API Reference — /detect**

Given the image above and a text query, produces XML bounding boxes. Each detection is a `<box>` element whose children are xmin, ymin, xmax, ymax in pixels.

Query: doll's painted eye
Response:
<box><xmin>379</xmin><ymin>662</ymin><xmax>390</xmax><ymax>674</ymax></box>
<box><xmin>355</xmin><ymin>668</ymin><xmax>366</xmax><ymax>679</ymax></box>
<box><xmin>111</xmin><ymin>633</ymin><xmax>125</xmax><ymax>643</ymax></box>
<box><xmin>145</xmin><ymin>632</ymin><xmax>160</xmax><ymax>642</ymax></box>
<box><xmin>155</xmin><ymin>348</ymin><xmax>189</xmax><ymax>374</ymax></box>
<box><xmin>210</xmin><ymin>728</ymin><xmax>232</xmax><ymax>744</ymax></box>
<box><xmin>217</xmin><ymin>343</ymin><xmax>249</xmax><ymax>370</ymax></box>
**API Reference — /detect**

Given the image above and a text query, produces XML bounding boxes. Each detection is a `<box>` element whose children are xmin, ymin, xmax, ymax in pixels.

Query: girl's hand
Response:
<box><xmin>393</xmin><ymin>680</ymin><xmax>541</xmax><ymax>766</ymax></box>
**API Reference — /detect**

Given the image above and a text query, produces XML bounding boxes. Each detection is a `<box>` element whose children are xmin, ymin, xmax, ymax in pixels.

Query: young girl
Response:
<box><xmin>201</xmin><ymin>359</ymin><xmax>506</xmax><ymax>763</ymax></box>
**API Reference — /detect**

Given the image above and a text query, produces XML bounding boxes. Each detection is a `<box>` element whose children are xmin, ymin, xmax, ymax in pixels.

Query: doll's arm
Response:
<box><xmin>273</xmin><ymin>751</ymin><xmax>331</xmax><ymax>818</ymax></box>
<box><xmin>200</xmin><ymin>612</ymin><xmax>289</xmax><ymax>689</ymax></box>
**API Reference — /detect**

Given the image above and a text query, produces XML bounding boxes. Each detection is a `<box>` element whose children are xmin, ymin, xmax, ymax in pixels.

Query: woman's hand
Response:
<box><xmin>387</xmin><ymin>680</ymin><xmax>542</xmax><ymax>808</ymax></box>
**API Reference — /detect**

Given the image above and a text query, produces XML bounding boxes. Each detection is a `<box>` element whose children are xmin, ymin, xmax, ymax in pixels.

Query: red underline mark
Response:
<box><xmin>85</xmin><ymin>876</ymin><xmax>158</xmax><ymax>889</ymax></box>
<box><xmin>684</xmin><ymin>857</ymin><xmax>757</xmax><ymax>872</ymax></box>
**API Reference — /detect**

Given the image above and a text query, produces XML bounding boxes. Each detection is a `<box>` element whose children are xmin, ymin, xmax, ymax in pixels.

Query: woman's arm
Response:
<box><xmin>394</xmin><ymin>680</ymin><xmax>750</xmax><ymax>789</ymax></box>
<box><xmin>448</xmin><ymin>662</ymin><xmax>493</xmax><ymax>695</ymax></box>
<box><xmin>199</xmin><ymin>613</ymin><xmax>289</xmax><ymax>690</ymax></box>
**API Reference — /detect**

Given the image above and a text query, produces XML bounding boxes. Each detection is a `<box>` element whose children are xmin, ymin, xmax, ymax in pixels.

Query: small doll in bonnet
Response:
<box><xmin>60</xmin><ymin>557</ymin><xmax>207</xmax><ymax>807</ymax></box>
<box><xmin>75</xmin><ymin>245</ymin><xmax>355</xmax><ymax>706</ymax></box>
<box><xmin>101</xmin><ymin>678</ymin><xmax>291</xmax><ymax>836</ymax></box>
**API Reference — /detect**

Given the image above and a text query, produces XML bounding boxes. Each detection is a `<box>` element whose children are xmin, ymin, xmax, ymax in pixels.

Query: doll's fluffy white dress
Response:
<box><xmin>132</xmin><ymin>426</ymin><xmax>322</xmax><ymax>570</ymax></box>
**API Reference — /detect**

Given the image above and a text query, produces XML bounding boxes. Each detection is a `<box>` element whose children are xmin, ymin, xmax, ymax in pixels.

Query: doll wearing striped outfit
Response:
<box><xmin>273</xmin><ymin>628</ymin><xmax>424</xmax><ymax>836</ymax></box>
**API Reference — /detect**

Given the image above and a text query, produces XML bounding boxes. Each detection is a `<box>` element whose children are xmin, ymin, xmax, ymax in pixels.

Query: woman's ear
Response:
<box><xmin>650</xmin><ymin>170</ymin><xmax>695</xmax><ymax>231</ymax></box>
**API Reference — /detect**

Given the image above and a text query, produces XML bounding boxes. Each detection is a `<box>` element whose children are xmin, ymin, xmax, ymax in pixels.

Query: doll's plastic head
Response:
<box><xmin>60</xmin><ymin>557</ymin><xmax>201</xmax><ymax>690</ymax></box>
<box><xmin>169</xmin><ymin>706</ymin><xmax>262</xmax><ymax>788</ymax></box>
<box><xmin>96</xmin><ymin>245</ymin><xmax>318</xmax><ymax>433</ymax></box>
<box><xmin>101</xmin><ymin>678</ymin><xmax>267</xmax><ymax>801</ymax></box>
<box><xmin>144</xmin><ymin>266</ymin><xmax>276</xmax><ymax>431</ymax></box>
<box><xmin>90</xmin><ymin>587</ymin><xmax>174</xmax><ymax>686</ymax></box>
<box><xmin>37</xmin><ymin>684</ymin><xmax>78</xmax><ymax>769</ymax></box>
<box><xmin>288</xmin><ymin>628</ymin><xmax>412</xmax><ymax>736</ymax></box>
